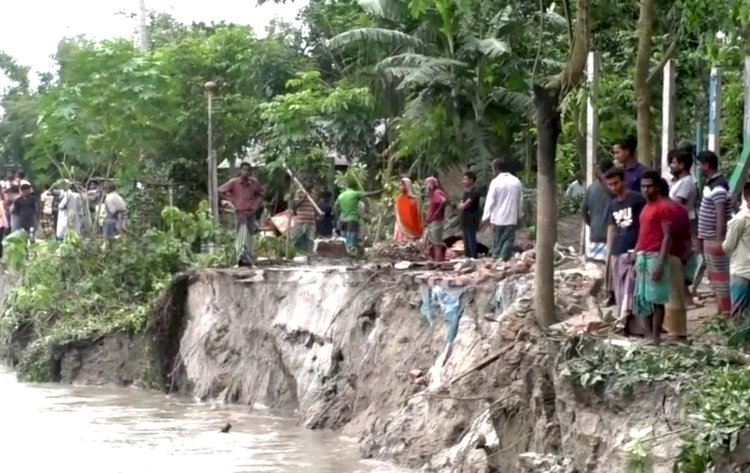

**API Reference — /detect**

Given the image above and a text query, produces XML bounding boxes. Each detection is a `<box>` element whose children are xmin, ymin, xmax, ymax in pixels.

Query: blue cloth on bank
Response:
<box><xmin>419</xmin><ymin>285</ymin><xmax>466</xmax><ymax>344</ymax></box>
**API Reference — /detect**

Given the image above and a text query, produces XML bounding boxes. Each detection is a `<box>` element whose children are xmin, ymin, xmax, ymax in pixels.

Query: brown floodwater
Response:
<box><xmin>0</xmin><ymin>366</ymin><xmax>407</xmax><ymax>473</ymax></box>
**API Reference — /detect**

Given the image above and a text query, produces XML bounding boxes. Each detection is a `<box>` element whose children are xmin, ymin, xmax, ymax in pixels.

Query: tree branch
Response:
<box><xmin>557</xmin><ymin>0</ymin><xmax>591</xmax><ymax>100</ymax></box>
<box><xmin>561</xmin><ymin>0</ymin><xmax>574</xmax><ymax>48</ymax></box>
<box><xmin>646</xmin><ymin>38</ymin><xmax>678</xmax><ymax>86</ymax></box>
<box><xmin>531</xmin><ymin>0</ymin><xmax>546</xmax><ymax>87</ymax></box>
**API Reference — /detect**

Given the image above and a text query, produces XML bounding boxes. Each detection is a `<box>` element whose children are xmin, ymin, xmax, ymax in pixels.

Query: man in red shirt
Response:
<box><xmin>218</xmin><ymin>162</ymin><xmax>264</xmax><ymax>266</ymax></box>
<box><xmin>633</xmin><ymin>170</ymin><xmax>674</xmax><ymax>343</ymax></box>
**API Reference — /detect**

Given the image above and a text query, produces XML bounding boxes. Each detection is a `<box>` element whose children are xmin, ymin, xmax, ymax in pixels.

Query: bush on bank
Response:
<box><xmin>561</xmin><ymin>334</ymin><xmax>750</xmax><ymax>472</ymax></box>
<box><xmin>0</xmin><ymin>202</ymin><xmax>233</xmax><ymax>382</ymax></box>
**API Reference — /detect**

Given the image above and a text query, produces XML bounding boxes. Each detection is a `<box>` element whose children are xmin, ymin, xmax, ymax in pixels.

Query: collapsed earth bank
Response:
<box><xmin>0</xmin><ymin>264</ymin><xmax>736</xmax><ymax>472</ymax></box>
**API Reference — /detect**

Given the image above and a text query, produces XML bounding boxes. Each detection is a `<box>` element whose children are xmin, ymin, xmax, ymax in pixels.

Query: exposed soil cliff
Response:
<box><xmin>143</xmin><ymin>264</ymin><xmax>690</xmax><ymax>472</ymax></box>
<box><xmin>2</xmin><ymin>263</ymin><xmax>738</xmax><ymax>472</ymax></box>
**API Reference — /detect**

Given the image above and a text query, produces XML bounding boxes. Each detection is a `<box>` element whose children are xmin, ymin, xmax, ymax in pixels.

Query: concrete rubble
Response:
<box><xmin>517</xmin><ymin>453</ymin><xmax>577</xmax><ymax>473</ymax></box>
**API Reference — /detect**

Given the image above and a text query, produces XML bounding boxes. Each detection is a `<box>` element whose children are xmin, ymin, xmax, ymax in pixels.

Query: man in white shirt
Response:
<box><xmin>722</xmin><ymin>182</ymin><xmax>750</xmax><ymax>320</ymax></box>
<box><xmin>102</xmin><ymin>182</ymin><xmax>128</xmax><ymax>238</ymax></box>
<box><xmin>565</xmin><ymin>175</ymin><xmax>585</xmax><ymax>200</ymax></box>
<box><xmin>668</xmin><ymin>149</ymin><xmax>698</xmax><ymax>227</ymax></box>
<box><xmin>481</xmin><ymin>159</ymin><xmax>524</xmax><ymax>261</ymax></box>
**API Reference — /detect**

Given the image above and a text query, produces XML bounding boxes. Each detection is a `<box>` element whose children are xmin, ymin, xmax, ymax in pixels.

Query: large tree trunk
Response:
<box><xmin>634</xmin><ymin>0</ymin><xmax>654</xmax><ymax>165</ymax></box>
<box><xmin>533</xmin><ymin>85</ymin><xmax>561</xmax><ymax>328</ymax></box>
<box><xmin>531</xmin><ymin>0</ymin><xmax>591</xmax><ymax>329</ymax></box>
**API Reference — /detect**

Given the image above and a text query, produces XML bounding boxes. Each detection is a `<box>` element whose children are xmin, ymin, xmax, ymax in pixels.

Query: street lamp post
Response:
<box><xmin>205</xmin><ymin>81</ymin><xmax>219</xmax><ymax>225</ymax></box>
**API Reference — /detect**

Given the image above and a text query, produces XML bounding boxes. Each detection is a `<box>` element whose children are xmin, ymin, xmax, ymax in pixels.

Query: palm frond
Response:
<box><xmin>470</xmin><ymin>38</ymin><xmax>512</xmax><ymax>59</ymax></box>
<box><xmin>358</xmin><ymin>0</ymin><xmax>409</xmax><ymax>22</ymax></box>
<box><xmin>522</xmin><ymin>57</ymin><xmax>567</xmax><ymax>71</ymax></box>
<box><xmin>327</xmin><ymin>28</ymin><xmax>423</xmax><ymax>50</ymax></box>
<box><xmin>463</xmin><ymin>120</ymin><xmax>496</xmax><ymax>180</ymax></box>
<box><xmin>399</xmin><ymin>68</ymin><xmax>457</xmax><ymax>90</ymax></box>
<box><xmin>376</xmin><ymin>53</ymin><xmax>468</xmax><ymax>90</ymax></box>
<box><xmin>403</xmin><ymin>89</ymin><xmax>434</xmax><ymax>120</ymax></box>
<box><xmin>541</xmin><ymin>11</ymin><xmax>569</xmax><ymax>30</ymax></box>
<box><xmin>490</xmin><ymin>6</ymin><xmax>515</xmax><ymax>35</ymax></box>
<box><xmin>377</xmin><ymin>53</ymin><xmax>467</xmax><ymax>70</ymax></box>
<box><xmin>489</xmin><ymin>88</ymin><xmax>534</xmax><ymax>119</ymax></box>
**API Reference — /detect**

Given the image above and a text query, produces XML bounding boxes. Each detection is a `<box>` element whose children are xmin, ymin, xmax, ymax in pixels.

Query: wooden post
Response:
<box><xmin>661</xmin><ymin>59</ymin><xmax>676</xmax><ymax>179</ymax></box>
<box><xmin>694</xmin><ymin>123</ymin><xmax>704</xmax><ymax>189</ymax></box>
<box><xmin>582</xmin><ymin>51</ymin><xmax>599</xmax><ymax>258</ymax></box>
<box><xmin>708</xmin><ymin>67</ymin><xmax>722</xmax><ymax>155</ymax></box>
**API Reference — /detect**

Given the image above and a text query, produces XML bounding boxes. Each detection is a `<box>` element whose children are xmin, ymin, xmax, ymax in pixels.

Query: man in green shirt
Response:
<box><xmin>335</xmin><ymin>180</ymin><xmax>381</xmax><ymax>255</ymax></box>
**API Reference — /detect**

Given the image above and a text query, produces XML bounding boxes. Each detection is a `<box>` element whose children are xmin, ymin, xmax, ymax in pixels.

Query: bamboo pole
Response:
<box><xmin>282</xmin><ymin>164</ymin><xmax>323</xmax><ymax>215</ymax></box>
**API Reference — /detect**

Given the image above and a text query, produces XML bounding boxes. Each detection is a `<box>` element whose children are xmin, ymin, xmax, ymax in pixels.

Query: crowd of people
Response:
<box><xmin>217</xmin><ymin>159</ymin><xmax>526</xmax><ymax>266</ymax></box>
<box><xmin>0</xmin><ymin>170</ymin><xmax>129</xmax><ymax>256</ymax></box>
<box><xmin>216</xmin><ymin>140</ymin><xmax>750</xmax><ymax>344</ymax></box>
<box><xmin>583</xmin><ymin>136</ymin><xmax>750</xmax><ymax>343</ymax></box>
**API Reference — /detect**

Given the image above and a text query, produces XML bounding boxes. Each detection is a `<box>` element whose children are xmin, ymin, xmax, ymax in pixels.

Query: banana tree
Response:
<box><xmin>328</xmin><ymin>0</ymin><xmax>535</xmax><ymax>179</ymax></box>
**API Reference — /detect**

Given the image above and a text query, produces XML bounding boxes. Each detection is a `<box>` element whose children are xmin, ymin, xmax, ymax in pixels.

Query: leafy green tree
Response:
<box><xmin>0</xmin><ymin>51</ymin><xmax>34</xmax><ymax>171</ymax></box>
<box><xmin>259</xmin><ymin>70</ymin><xmax>376</xmax><ymax>193</ymax></box>
<box><xmin>328</xmin><ymin>0</ymin><xmax>537</xmax><ymax>180</ymax></box>
<box><xmin>28</xmin><ymin>39</ymin><xmax>180</xmax><ymax>182</ymax></box>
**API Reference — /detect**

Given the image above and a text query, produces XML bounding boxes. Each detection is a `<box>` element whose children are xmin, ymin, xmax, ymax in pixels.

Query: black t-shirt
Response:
<box><xmin>13</xmin><ymin>195</ymin><xmax>36</xmax><ymax>230</ymax></box>
<box><xmin>607</xmin><ymin>191</ymin><xmax>646</xmax><ymax>256</ymax></box>
<box><xmin>460</xmin><ymin>189</ymin><xmax>482</xmax><ymax>229</ymax></box>
<box><xmin>317</xmin><ymin>199</ymin><xmax>334</xmax><ymax>237</ymax></box>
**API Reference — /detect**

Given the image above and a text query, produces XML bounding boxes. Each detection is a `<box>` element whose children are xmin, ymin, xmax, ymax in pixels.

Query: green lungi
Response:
<box><xmin>633</xmin><ymin>252</ymin><xmax>670</xmax><ymax>319</ymax></box>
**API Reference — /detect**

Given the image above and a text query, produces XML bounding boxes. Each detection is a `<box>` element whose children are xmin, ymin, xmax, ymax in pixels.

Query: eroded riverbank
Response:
<box><xmin>7</xmin><ymin>264</ymin><xmax>750</xmax><ymax>472</ymax></box>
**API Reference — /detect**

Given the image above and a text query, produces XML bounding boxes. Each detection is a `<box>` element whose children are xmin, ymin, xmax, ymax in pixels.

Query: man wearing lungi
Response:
<box><xmin>697</xmin><ymin>151</ymin><xmax>734</xmax><ymax>316</ymax></box>
<box><xmin>633</xmin><ymin>171</ymin><xmax>674</xmax><ymax>344</ymax></box>
<box><xmin>219</xmin><ymin>162</ymin><xmax>264</xmax><ymax>267</ymax></box>
<box><xmin>660</xmin><ymin>176</ymin><xmax>691</xmax><ymax>340</ymax></box>
<box><xmin>605</xmin><ymin>167</ymin><xmax>646</xmax><ymax>335</ymax></box>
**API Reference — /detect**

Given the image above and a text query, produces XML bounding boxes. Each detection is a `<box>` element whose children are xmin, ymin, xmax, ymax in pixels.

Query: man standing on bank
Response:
<box><xmin>584</xmin><ymin>159</ymin><xmax>615</xmax><ymax>263</ymax></box>
<box><xmin>605</xmin><ymin>167</ymin><xmax>646</xmax><ymax>335</ymax></box>
<box><xmin>612</xmin><ymin>136</ymin><xmax>647</xmax><ymax>192</ymax></box>
<box><xmin>482</xmin><ymin>159</ymin><xmax>523</xmax><ymax>261</ymax></box>
<box><xmin>219</xmin><ymin>162</ymin><xmax>264</xmax><ymax>267</ymax></box>
<box><xmin>458</xmin><ymin>171</ymin><xmax>482</xmax><ymax>259</ymax></box>
<box><xmin>668</xmin><ymin>148</ymin><xmax>700</xmax><ymax>306</ymax></box>
<box><xmin>723</xmin><ymin>182</ymin><xmax>750</xmax><ymax>323</ymax></box>
<box><xmin>697</xmin><ymin>150</ymin><xmax>733</xmax><ymax>316</ymax></box>
<box><xmin>633</xmin><ymin>170</ymin><xmax>674</xmax><ymax>344</ymax></box>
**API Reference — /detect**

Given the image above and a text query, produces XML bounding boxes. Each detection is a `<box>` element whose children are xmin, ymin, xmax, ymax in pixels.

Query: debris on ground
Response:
<box><xmin>517</xmin><ymin>452</ymin><xmax>576</xmax><ymax>473</ymax></box>
<box><xmin>314</xmin><ymin>239</ymin><xmax>349</xmax><ymax>258</ymax></box>
<box><xmin>367</xmin><ymin>240</ymin><xmax>427</xmax><ymax>261</ymax></box>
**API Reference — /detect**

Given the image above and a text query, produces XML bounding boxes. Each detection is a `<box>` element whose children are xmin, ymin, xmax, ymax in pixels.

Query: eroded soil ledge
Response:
<box><xmin>1</xmin><ymin>265</ymin><xmax>740</xmax><ymax>472</ymax></box>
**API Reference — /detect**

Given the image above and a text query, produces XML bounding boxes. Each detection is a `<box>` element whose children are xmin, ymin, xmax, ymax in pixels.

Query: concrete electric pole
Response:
<box><xmin>205</xmin><ymin>81</ymin><xmax>219</xmax><ymax>224</ymax></box>
<box><xmin>138</xmin><ymin>0</ymin><xmax>149</xmax><ymax>52</ymax></box>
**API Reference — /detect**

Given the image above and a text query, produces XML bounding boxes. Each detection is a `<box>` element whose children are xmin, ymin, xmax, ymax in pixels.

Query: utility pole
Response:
<box><xmin>138</xmin><ymin>0</ymin><xmax>149</xmax><ymax>52</ymax></box>
<box><xmin>205</xmin><ymin>81</ymin><xmax>219</xmax><ymax>224</ymax></box>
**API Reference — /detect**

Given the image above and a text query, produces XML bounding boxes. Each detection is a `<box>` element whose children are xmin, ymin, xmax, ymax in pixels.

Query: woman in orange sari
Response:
<box><xmin>394</xmin><ymin>178</ymin><xmax>423</xmax><ymax>242</ymax></box>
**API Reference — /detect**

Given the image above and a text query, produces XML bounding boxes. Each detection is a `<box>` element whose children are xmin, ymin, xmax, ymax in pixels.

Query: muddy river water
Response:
<box><xmin>0</xmin><ymin>366</ymin><xmax>405</xmax><ymax>473</ymax></box>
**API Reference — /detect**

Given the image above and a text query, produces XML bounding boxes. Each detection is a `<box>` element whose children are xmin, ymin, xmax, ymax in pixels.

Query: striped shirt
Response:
<box><xmin>697</xmin><ymin>174</ymin><xmax>733</xmax><ymax>239</ymax></box>
<box><xmin>295</xmin><ymin>199</ymin><xmax>317</xmax><ymax>225</ymax></box>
